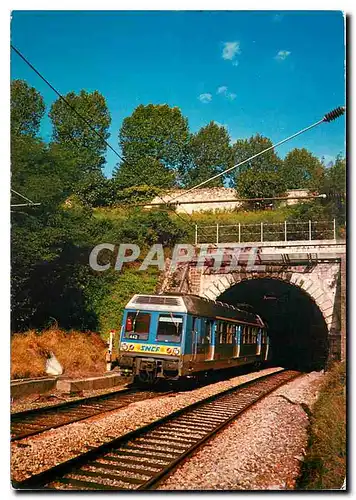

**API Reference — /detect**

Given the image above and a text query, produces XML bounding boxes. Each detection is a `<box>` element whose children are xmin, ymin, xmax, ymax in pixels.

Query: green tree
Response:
<box><xmin>183</xmin><ymin>121</ymin><xmax>232</xmax><ymax>187</ymax></box>
<box><xmin>114</xmin><ymin>157</ymin><xmax>174</xmax><ymax>189</ymax></box>
<box><xmin>236</xmin><ymin>169</ymin><xmax>286</xmax><ymax>209</ymax></box>
<box><xmin>321</xmin><ymin>155</ymin><xmax>346</xmax><ymax>227</ymax></box>
<box><xmin>282</xmin><ymin>148</ymin><xmax>325</xmax><ymax>190</ymax></box>
<box><xmin>75</xmin><ymin>171</ymin><xmax>115</xmax><ymax>207</ymax></box>
<box><xmin>232</xmin><ymin>133</ymin><xmax>285</xmax><ymax>207</ymax></box>
<box><xmin>118</xmin><ymin>210</ymin><xmax>188</xmax><ymax>248</ymax></box>
<box><xmin>117</xmin><ymin>104</ymin><xmax>190</xmax><ymax>186</ymax></box>
<box><xmin>322</xmin><ymin>154</ymin><xmax>346</xmax><ymax>194</ymax></box>
<box><xmin>49</xmin><ymin>90</ymin><xmax>111</xmax><ymax>175</ymax></box>
<box><xmin>231</xmin><ymin>134</ymin><xmax>282</xmax><ymax>186</ymax></box>
<box><xmin>11</xmin><ymin>80</ymin><xmax>45</xmax><ymax>137</ymax></box>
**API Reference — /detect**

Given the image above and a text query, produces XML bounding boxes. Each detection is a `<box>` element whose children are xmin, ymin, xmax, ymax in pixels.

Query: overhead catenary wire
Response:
<box><xmin>11</xmin><ymin>44</ymin><xmax>207</xmax><ymax>238</ymax></box>
<box><xmin>11</xmin><ymin>188</ymin><xmax>41</xmax><ymax>208</ymax></box>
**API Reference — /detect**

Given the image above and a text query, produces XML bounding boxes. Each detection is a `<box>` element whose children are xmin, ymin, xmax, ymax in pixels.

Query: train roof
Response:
<box><xmin>125</xmin><ymin>293</ymin><xmax>265</xmax><ymax>327</ymax></box>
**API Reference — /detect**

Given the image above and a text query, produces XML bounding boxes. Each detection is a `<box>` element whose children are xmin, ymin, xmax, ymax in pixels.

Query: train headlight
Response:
<box><xmin>173</xmin><ymin>348</ymin><xmax>180</xmax><ymax>356</ymax></box>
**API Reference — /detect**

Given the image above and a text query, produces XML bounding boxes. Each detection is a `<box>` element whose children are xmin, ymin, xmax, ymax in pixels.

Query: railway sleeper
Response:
<box><xmin>91</xmin><ymin>460</ymin><xmax>159</xmax><ymax>475</ymax></box>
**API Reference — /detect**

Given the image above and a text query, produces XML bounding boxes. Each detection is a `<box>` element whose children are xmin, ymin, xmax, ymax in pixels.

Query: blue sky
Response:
<box><xmin>11</xmin><ymin>10</ymin><xmax>345</xmax><ymax>177</ymax></box>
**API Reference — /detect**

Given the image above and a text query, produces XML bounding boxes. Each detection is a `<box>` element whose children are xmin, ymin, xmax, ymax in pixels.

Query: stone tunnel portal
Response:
<box><xmin>217</xmin><ymin>278</ymin><xmax>329</xmax><ymax>371</ymax></box>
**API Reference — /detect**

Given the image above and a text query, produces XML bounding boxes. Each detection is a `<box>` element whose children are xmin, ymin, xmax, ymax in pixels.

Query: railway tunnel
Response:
<box><xmin>217</xmin><ymin>278</ymin><xmax>329</xmax><ymax>371</ymax></box>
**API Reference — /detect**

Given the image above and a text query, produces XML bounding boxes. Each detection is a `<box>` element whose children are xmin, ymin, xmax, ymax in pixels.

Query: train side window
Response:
<box><xmin>218</xmin><ymin>322</ymin><xmax>224</xmax><ymax>344</ymax></box>
<box><xmin>223</xmin><ymin>323</ymin><xmax>228</xmax><ymax>344</ymax></box>
<box><xmin>227</xmin><ymin>323</ymin><xmax>234</xmax><ymax>344</ymax></box>
<box><xmin>204</xmin><ymin>319</ymin><xmax>212</xmax><ymax>344</ymax></box>
<box><xmin>215</xmin><ymin>322</ymin><xmax>220</xmax><ymax>344</ymax></box>
<box><xmin>252</xmin><ymin>327</ymin><xmax>257</xmax><ymax>344</ymax></box>
<box><xmin>242</xmin><ymin>326</ymin><xmax>246</xmax><ymax>344</ymax></box>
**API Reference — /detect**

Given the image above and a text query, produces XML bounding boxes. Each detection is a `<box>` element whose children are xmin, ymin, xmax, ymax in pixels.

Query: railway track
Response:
<box><xmin>11</xmin><ymin>387</ymin><xmax>168</xmax><ymax>441</ymax></box>
<box><xmin>13</xmin><ymin>369</ymin><xmax>301</xmax><ymax>491</ymax></box>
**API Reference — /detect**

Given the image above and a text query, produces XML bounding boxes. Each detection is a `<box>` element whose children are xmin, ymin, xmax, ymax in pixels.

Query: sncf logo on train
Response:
<box><xmin>120</xmin><ymin>342</ymin><xmax>180</xmax><ymax>356</ymax></box>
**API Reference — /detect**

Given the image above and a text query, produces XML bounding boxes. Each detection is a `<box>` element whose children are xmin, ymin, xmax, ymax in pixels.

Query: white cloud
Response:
<box><xmin>275</xmin><ymin>50</ymin><xmax>291</xmax><ymax>61</ymax></box>
<box><xmin>216</xmin><ymin>86</ymin><xmax>236</xmax><ymax>101</ymax></box>
<box><xmin>198</xmin><ymin>93</ymin><xmax>212</xmax><ymax>104</ymax></box>
<box><xmin>217</xmin><ymin>86</ymin><xmax>228</xmax><ymax>95</ymax></box>
<box><xmin>272</xmin><ymin>13</ymin><xmax>284</xmax><ymax>22</ymax></box>
<box><xmin>222</xmin><ymin>41</ymin><xmax>241</xmax><ymax>61</ymax></box>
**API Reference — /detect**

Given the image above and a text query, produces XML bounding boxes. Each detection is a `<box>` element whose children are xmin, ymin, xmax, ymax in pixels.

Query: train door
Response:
<box><xmin>198</xmin><ymin>318</ymin><xmax>212</xmax><ymax>361</ymax></box>
<box><xmin>256</xmin><ymin>328</ymin><xmax>262</xmax><ymax>356</ymax></box>
<box><xmin>207</xmin><ymin>321</ymin><xmax>216</xmax><ymax>361</ymax></box>
<box><xmin>191</xmin><ymin>316</ymin><xmax>201</xmax><ymax>362</ymax></box>
<box><xmin>264</xmin><ymin>330</ymin><xmax>270</xmax><ymax>361</ymax></box>
<box><xmin>233</xmin><ymin>325</ymin><xmax>242</xmax><ymax>358</ymax></box>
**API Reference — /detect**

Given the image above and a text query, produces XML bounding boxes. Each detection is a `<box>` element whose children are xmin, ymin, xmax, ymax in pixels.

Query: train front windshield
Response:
<box><xmin>156</xmin><ymin>315</ymin><xmax>182</xmax><ymax>343</ymax></box>
<box><xmin>124</xmin><ymin>312</ymin><xmax>151</xmax><ymax>340</ymax></box>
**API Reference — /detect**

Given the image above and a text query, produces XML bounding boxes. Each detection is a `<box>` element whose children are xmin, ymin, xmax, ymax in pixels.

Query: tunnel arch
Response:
<box><xmin>201</xmin><ymin>270</ymin><xmax>335</xmax><ymax>329</ymax></box>
<box><xmin>203</xmin><ymin>275</ymin><xmax>330</xmax><ymax>370</ymax></box>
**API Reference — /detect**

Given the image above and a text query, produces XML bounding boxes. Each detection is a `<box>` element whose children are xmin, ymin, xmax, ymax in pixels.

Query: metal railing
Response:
<box><xmin>194</xmin><ymin>219</ymin><xmax>337</xmax><ymax>245</ymax></box>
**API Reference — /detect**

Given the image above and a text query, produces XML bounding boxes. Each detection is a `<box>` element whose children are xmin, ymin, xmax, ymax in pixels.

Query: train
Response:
<box><xmin>107</xmin><ymin>293</ymin><xmax>270</xmax><ymax>383</ymax></box>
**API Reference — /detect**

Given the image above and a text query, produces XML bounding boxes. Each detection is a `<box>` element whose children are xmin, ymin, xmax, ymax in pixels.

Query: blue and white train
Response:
<box><xmin>110</xmin><ymin>293</ymin><xmax>270</xmax><ymax>383</ymax></box>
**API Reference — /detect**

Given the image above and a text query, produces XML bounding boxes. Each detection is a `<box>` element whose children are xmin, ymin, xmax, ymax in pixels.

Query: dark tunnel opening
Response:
<box><xmin>218</xmin><ymin>278</ymin><xmax>329</xmax><ymax>371</ymax></box>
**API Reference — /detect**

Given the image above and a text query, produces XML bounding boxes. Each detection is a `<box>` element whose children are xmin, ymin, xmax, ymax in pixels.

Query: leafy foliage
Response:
<box><xmin>183</xmin><ymin>121</ymin><xmax>232</xmax><ymax>187</ymax></box>
<box><xmin>117</xmin><ymin>104</ymin><xmax>190</xmax><ymax>185</ymax></box>
<box><xmin>118</xmin><ymin>210</ymin><xmax>189</xmax><ymax>248</ymax></box>
<box><xmin>75</xmin><ymin>171</ymin><xmax>115</xmax><ymax>207</ymax></box>
<box><xmin>281</xmin><ymin>148</ymin><xmax>325</xmax><ymax>189</ymax></box>
<box><xmin>231</xmin><ymin>133</ymin><xmax>283</xmax><ymax>185</ymax></box>
<box><xmin>114</xmin><ymin>157</ymin><xmax>175</xmax><ymax>189</ymax></box>
<box><xmin>112</xmin><ymin>185</ymin><xmax>163</xmax><ymax>205</ymax></box>
<box><xmin>297</xmin><ymin>362</ymin><xmax>346</xmax><ymax>490</ymax></box>
<box><xmin>236</xmin><ymin>169</ymin><xmax>287</xmax><ymax>209</ymax></box>
<box><xmin>11</xmin><ymin>79</ymin><xmax>45</xmax><ymax>137</ymax></box>
<box><xmin>321</xmin><ymin>155</ymin><xmax>346</xmax><ymax>228</ymax></box>
<box><xmin>49</xmin><ymin>90</ymin><xmax>111</xmax><ymax>175</ymax></box>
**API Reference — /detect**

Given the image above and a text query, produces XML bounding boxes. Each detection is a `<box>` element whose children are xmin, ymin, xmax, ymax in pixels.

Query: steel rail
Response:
<box><xmin>11</xmin><ymin>386</ymin><xmax>169</xmax><ymax>441</ymax></box>
<box><xmin>13</xmin><ymin>369</ymin><xmax>301</xmax><ymax>491</ymax></box>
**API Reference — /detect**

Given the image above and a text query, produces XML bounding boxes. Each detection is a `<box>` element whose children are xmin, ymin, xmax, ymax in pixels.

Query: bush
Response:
<box><xmin>118</xmin><ymin>209</ymin><xmax>189</xmax><ymax>248</ymax></box>
<box><xmin>297</xmin><ymin>362</ymin><xmax>346</xmax><ymax>490</ymax></box>
<box><xmin>112</xmin><ymin>184</ymin><xmax>163</xmax><ymax>206</ymax></box>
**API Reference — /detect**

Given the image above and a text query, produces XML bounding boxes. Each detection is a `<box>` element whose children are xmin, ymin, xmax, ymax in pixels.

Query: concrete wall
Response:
<box><xmin>148</xmin><ymin>188</ymin><xmax>312</xmax><ymax>214</ymax></box>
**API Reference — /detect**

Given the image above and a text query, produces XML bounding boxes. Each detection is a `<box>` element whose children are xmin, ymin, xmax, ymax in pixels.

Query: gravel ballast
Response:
<box><xmin>158</xmin><ymin>371</ymin><xmax>323</xmax><ymax>490</ymax></box>
<box><xmin>11</xmin><ymin>366</ymin><xmax>283</xmax><ymax>482</ymax></box>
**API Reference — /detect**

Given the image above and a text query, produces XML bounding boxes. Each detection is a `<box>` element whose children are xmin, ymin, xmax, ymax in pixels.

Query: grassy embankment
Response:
<box><xmin>298</xmin><ymin>361</ymin><xmax>346</xmax><ymax>490</ymax></box>
<box><xmin>94</xmin><ymin>205</ymin><xmax>296</xmax><ymax>226</ymax></box>
<box><xmin>11</xmin><ymin>329</ymin><xmax>107</xmax><ymax>379</ymax></box>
